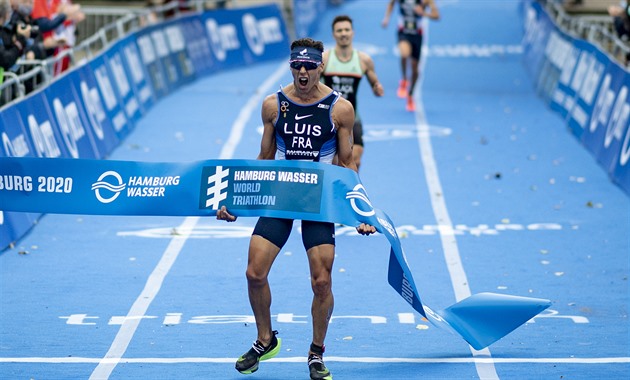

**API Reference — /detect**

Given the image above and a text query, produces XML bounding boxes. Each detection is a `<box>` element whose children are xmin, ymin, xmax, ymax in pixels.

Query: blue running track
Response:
<box><xmin>1</xmin><ymin>1</ymin><xmax>628</xmax><ymax>379</ymax></box>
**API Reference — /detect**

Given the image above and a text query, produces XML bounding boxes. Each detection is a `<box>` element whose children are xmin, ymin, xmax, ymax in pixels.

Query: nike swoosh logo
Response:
<box><xmin>295</xmin><ymin>114</ymin><xmax>313</xmax><ymax>121</ymax></box>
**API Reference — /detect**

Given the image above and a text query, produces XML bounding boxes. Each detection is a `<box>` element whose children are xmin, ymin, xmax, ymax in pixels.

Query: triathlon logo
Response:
<box><xmin>203</xmin><ymin>166</ymin><xmax>230</xmax><ymax>210</ymax></box>
<box><xmin>346</xmin><ymin>184</ymin><xmax>375</xmax><ymax>217</ymax></box>
<box><xmin>92</xmin><ymin>171</ymin><xmax>126</xmax><ymax>204</ymax></box>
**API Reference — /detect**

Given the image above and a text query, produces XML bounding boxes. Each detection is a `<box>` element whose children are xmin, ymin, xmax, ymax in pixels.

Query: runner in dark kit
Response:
<box><xmin>217</xmin><ymin>37</ymin><xmax>376</xmax><ymax>380</ymax></box>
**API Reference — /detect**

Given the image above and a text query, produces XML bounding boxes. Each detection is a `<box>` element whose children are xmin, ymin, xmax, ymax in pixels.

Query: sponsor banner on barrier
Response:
<box><xmin>44</xmin><ymin>72</ymin><xmax>102</xmax><ymax>159</ymax></box>
<box><xmin>75</xmin><ymin>64</ymin><xmax>122</xmax><ymax>157</ymax></box>
<box><xmin>523</xmin><ymin>0</ymin><xmax>630</xmax><ymax>196</ymax></box>
<box><xmin>114</xmin><ymin>35</ymin><xmax>156</xmax><ymax>116</ymax></box>
<box><xmin>162</xmin><ymin>20</ymin><xmax>197</xmax><ymax>85</ymax></box>
<box><xmin>581</xmin><ymin>62</ymin><xmax>629</xmax><ymax>173</ymax></box>
<box><xmin>201</xmin><ymin>5</ymin><xmax>288</xmax><ymax>70</ymax></box>
<box><xmin>136</xmin><ymin>30</ymin><xmax>171</xmax><ymax>98</ymax></box>
<box><xmin>565</xmin><ymin>41</ymin><xmax>610</xmax><ymax>137</ymax></box>
<box><xmin>13</xmin><ymin>91</ymin><xmax>66</xmax><ymax>159</ymax></box>
<box><xmin>179</xmin><ymin>16</ymin><xmax>215</xmax><ymax>75</ymax></box>
<box><xmin>293</xmin><ymin>0</ymin><xmax>328</xmax><ymax>38</ymax></box>
<box><xmin>522</xmin><ymin>1</ymin><xmax>553</xmax><ymax>83</ymax></box>
<box><xmin>0</xmin><ymin>6</ymin><xmax>291</xmax><ymax>250</ymax></box>
<box><xmin>103</xmin><ymin>46</ymin><xmax>144</xmax><ymax>127</ymax></box>
<box><xmin>0</xmin><ymin>107</ymin><xmax>42</xmax><ymax>250</ymax></box>
<box><xmin>85</xmin><ymin>54</ymin><xmax>134</xmax><ymax>139</ymax></box>
<box><xmin>1</xmin><ymin>105</ymin><xmax>31</xmax><ymax>158</ymax></box>
<box><xmin>546</xmin><ymin>30</ymin><xmax>579</xmax><ymax>121</ymax></box>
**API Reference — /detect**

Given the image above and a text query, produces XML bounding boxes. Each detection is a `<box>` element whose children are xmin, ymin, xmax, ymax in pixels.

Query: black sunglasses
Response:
<box><xmin>289</xmin><ymin>60</ymin><xmax>320</xmax><ymax>71</ymax></box>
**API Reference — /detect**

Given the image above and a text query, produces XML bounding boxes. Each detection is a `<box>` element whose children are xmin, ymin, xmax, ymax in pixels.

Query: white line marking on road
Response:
<box><xmin>415</xmin><ymin>19</ymin><xmax>500</xmax><ymax>380</ymax></box>
<box><xmin>6</xmin><ymin>356</ymin><xmax>630</xmax><ymax>364</ymax></box>
<box><xmin>89</xmin><ymin>63</ymin><xmax>287</xmax><ymax>380</ymax></box>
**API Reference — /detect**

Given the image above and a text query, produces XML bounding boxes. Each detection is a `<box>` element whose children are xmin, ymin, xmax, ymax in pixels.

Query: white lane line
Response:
<box><xmin>89</xmin><ymin>63</ymin><xmax>287</xmax><ymax>380</ymax></box>
<box><xmin>8</xmin><ymin>356</ymin><xmax>630</xmax><ymax>364</ymax></box>
<box><xmin>415</xmin><ymin>20</ymin><xmax>499</xmax><ymax>380</ymax></box>
<box><xmin>89</xmin><ymin>217</ymin><xmax>199</xmax><ymax>380</ymax></box>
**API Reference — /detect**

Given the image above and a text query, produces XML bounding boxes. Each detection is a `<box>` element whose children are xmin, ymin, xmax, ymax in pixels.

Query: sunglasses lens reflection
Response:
<box><xmin>290</xmin><ymin>61</ymin><xmax>319</xmax><ymax>70</ymax></box>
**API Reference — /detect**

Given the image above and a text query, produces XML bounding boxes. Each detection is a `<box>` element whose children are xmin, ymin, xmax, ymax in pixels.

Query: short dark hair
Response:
<box><xmin>332</xmin><ymin>15</ymin><xmax>353</xmax><ymax>30</ymax></box>
<box><xmin>290</xmin><ymin>38</ymin><xmax>324</xmax><ymax>53</ymax></box>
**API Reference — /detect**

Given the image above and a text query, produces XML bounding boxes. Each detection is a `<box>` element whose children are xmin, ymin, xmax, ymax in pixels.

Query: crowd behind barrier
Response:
<box><xmin>544</xmin><ymin>0</ymin><xmax>630</xmax><ymax>66</ymax></box>
<box><xmin>524</xmin><ymin>0</ymin><xmax>630</xmax><ymax>195</ymax></box>
<box><xmin>0</xmin><ymin>0</ymin><xmax>347</xmax><ymax>251</ymax></box>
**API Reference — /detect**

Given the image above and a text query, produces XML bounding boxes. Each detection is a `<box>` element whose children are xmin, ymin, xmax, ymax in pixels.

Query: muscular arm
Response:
<box><xmin>257</xmin><ymin>94</ymin><xmax>278</xmax><ymax>160</ymax></box>
<box><xmin>217</xmin><ymin>93</ymin><xmax>277</xmax><ymax>222</ymax></box>
<box><xmin>360</xmin><ymin>52</ymin><xmax>384</xmax><ymax>97</ymax></box>
<box><xmin>382</xmin><ymin>0</ymin><xmax>395</xmax><ymax>28</ymax></box>
<box><xmin>419</xmin><ymin>0</ymin><xmax>440</xmax><ymax>20</ymax></box>
<box><xmin>333</xmin><ymin>97</ymin><xmax>357</xmax><ymax>172</ymax></box>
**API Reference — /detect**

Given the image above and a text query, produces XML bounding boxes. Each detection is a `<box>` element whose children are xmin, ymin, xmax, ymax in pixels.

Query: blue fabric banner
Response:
<box><xmin>0</xmin><ymin>157</ymin><xmax>550</xmax><ymax>349</ymax></box>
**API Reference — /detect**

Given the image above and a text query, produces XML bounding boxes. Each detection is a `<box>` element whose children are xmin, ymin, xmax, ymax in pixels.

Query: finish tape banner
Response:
<box><xmin>0</xmin><ymin>157</ymin><xmax>550</xmax><ymax>350</ymax></box>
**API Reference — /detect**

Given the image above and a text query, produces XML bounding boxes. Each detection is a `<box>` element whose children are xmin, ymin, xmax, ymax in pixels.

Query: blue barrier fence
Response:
<box><xmin>0</xmin><ymin>5</ymin><xmax>290</xmax><ymax>251</ymax></box>
<box><xmin>523</xmin><ymin>0</ymin><xmax>630</xmax><ymax>196</ymax></box>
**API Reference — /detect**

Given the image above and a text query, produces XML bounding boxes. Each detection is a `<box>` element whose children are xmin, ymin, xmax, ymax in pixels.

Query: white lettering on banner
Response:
<box><xmin>59</xmin><ymin>310</ymin><xmax>589</xmax><ymax>326</ymax></box>
<box><xmin>109</xmin><ymin>54</ymin><xmax>140</xmax><ymax>118</ymax></box>
<box><xmin>0</xmin><ymin>175</ymin><xmax>33</xmax><ymax>191</ymax></box>
<box><xmin>151</xmin><ymin>30</ymin><xmax>170</xmax><ymax>57</ymax></box>
<box><xmin>233</xmin><ymin>182</ymin><xmax>260</xmax><ymax>192</ymax></box>
<box><xmin>53</xmin><ymin>98</ymin><xmax>86</xmax><ymax>158</ymax></box>
<box><xmin>2</xmin><ymin>132</ymin><xmax>30</xmax><ymax>157</ymax></box>
<box><xmin>80</xmin><ymin>81</ymin><xmax>106</xmax><ymax>140</ymax></box>
<box><xmin>233</xmin><ymin>170</ymin><xmax>276</xmax><ymax>181</ymax></box>
<box><xmin>136</xmin><ymin>35</ymin><xmax>156</xmax><ymax>64</ymax></box>
<box><xmin>578</xmin><ymin>58</ymin><xmax>604</xmax><ymax>105</ymax></box>
<box><xmin>232</xmin><ymin>195</ymin><xmax>276</xmax><ymax>205</ymax></box>
<box><xmin>205</xmin><ymin>19</ymin><xmax>239</xmax><ymax>61</ymax></box>
<box><xmin>559</xmin><ymin>47</ymin><xmax>579</xmax><ymax>85</ymax></box>
<box><xmin>109</xmin><ymin>54</ymin><xmax>131</xmax><ymax>98</ymax></box>
<box><xmin>165</xmin><ymin>26</ymin><xmax>185</xmax><ymax>52</ymax></box>
<box><xmin>621</xmin><ymin>120</ymin><xmax>630</xmax><ymax>166</ymax></box>
<box><xmin>242</xmin><ymin>13</ymin><xmax>263</xmax><ymax>55</ymax></box>
<box><xmin>523</xmin><ymin>6</ymin><xmax>544</xmax><ymax>48</ymax></box>
<box><xmin>123</xmin><ymin>44</ymin><xmax>145</xmax><ymax>84</ymax></box>
<box><xmin>570</xmin><ymin>104</ymin><xmax>588</xmax><ymax>128</ymax></box>
<box><xmin>112</xmin><ymin>112</ymin><xmax>126</xmax><ymax>132</ymax></box>
<box><xmin>94</xmin><ymin>65</ymin><xmax>118</xmax><ymax>110</ymax></box>
<box><xmin>277</xmin><ymin>171</ymin><xmax>318</xmax><ymax>184</ymax></box>
<box><xmin>242</xmin><ymin>14</ymin><xmax>283</xmax><ymax>56</ymax></box>
<box><xmin>589</xmin><ymin>74</ymin><xmax>614</xmax><ymax>133</ymax></box>
<box><xmin>604</xmin><ymin>86</ymin><xmax>629</xmax><ymax>149</ymax></box>
<box><xmin>0</xmin><ymin>175</ymin><xmax>72</xmax><ymax>193</ymax></box>
<box><xmin>570</xmin><ymin>51</ymin><xmax>591</xmax><ymax>92</ymax></box>
<box><xmin>28</xmin><ymin>115</ymin><xmax>61</xmax><ymax>158</ymax></box>
<box><xmin>545</xmin><ymin>32</ymin><xmax>571</xmax><ymax>69</ymax></box>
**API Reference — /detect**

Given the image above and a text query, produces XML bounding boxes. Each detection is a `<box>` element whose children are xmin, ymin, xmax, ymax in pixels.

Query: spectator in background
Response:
<box><xmin>608</xmin><ymin>0</ymin><xmax>630</xmax><ymax>41</ymax></box>
<box><xmin>8</xmin><ymin>0</ymin><xmax>82</xmax><ymax>61</ymax></box>
<box><xmin>31</xmin><ymin>0</ymin><xmax>84</xmax><ymax>74</ymax></box>
<box><xmin>0</xmin><ymin>0</ymin><xmax>30</xmax><ymax>73</ymax></box>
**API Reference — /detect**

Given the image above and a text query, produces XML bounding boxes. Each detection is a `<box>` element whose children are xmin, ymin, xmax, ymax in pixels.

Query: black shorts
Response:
<box><xmin>398</xmin><ymin>31</ymin><xmax>423</xmax><ymax>61</ymax></box>
<box><xmin>353</xmin><ymin>117</ymin><xmax>364</xmax><ymax>147</ymax></box>
<box><xmin>252</xmin><ymin>217</ymin><xmax>335</xmax><ymax>251</ymax></box>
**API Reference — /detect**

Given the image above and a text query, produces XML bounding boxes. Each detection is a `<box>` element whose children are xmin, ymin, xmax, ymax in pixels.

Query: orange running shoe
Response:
<box><xmin>397</xmin><ymin>79</ymin><xmax>408</xmax><ymax>98</ymax></box>
<box><xmin>406</xmin><ymin>95</ymin><xmax>416</xmax><ymax>112</ymax></box>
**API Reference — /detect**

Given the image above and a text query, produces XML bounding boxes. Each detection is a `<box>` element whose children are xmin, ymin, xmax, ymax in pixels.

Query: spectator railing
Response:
<box><xmin>541</xmin><ymin>0</ymin><xmax>630</xmax><ymax>66</ymax></box>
